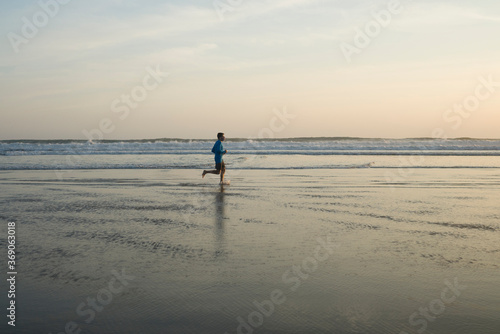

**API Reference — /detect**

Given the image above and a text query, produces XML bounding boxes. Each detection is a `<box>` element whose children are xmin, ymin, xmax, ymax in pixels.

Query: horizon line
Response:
<box><xmin>1</xmin><ymin>136</ymin><xmax>500</xmax><ymax>142</ymax></box>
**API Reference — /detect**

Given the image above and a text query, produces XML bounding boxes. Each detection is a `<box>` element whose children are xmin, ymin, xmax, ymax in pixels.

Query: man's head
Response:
<box><xmin>217</xmin><ymin>132</ymin><xmax>225</xmax><ymax>141</ymax></box>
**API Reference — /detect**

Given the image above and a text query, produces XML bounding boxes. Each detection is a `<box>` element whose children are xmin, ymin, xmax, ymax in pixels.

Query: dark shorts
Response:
<box><xmin>216</xmin><ymin>161</ymin><xmax>225</xmax><ymax>172</ymax></box>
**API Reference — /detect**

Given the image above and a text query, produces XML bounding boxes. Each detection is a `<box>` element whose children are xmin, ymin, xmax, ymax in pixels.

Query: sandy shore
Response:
<box><xmin>1</xmin><ymin>168</ymin><xmax>499</xmax><ymax>333</ymax></box>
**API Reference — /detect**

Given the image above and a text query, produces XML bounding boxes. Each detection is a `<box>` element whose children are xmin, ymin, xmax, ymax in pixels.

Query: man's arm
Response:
<box><xmin>219</xmin><ymin>143</ymin><xmax>227</xmax><ymax>155</ymax></box>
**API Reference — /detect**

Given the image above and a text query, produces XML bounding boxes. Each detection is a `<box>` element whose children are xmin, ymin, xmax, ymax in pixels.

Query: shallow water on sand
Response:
<box><xmin>1</xmin><ymin>169</ymin><xmax>499</xmax><ymax>334</ymax></box>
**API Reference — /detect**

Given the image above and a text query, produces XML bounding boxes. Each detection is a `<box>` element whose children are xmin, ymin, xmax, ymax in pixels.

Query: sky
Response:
<box><xmin>0</xmin><ymin>0</ymin><xmax>499</xmax><ymax>140</ymax></box>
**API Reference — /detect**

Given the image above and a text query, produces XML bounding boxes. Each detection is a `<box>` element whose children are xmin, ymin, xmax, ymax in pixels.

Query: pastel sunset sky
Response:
<box><xmin>1</xmin><ymin>0</ymin><xmax>499</xmax><ymax>139</ymax></box>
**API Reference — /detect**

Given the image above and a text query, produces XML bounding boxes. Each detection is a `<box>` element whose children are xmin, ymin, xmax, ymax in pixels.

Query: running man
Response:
<box><xmin>202</xmin><ymin>132</ymin><xmax>227</xmax><ymax>183</ymax></box>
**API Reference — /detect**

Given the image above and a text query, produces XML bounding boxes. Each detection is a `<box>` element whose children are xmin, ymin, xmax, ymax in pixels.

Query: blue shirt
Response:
<box><xmin>211</xmin><ymin>140</ymin><xmax>225</xmax><ymax>163</ymax></box>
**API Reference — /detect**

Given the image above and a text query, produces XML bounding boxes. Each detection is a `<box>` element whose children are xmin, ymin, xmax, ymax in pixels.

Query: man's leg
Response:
<box><xmin>202</xmin><ymin>170</ymin><xmax>219</xmax><ymax>178</ymax></box>
<box><xmin>220</xmin><ymin>162</ymin><xmax>225</xmax><ymax>183</ymax></box>
<box><xmin>203</xmin><ymin>162</ymin><xmax>222</xmax><ymax>178</ymax></box>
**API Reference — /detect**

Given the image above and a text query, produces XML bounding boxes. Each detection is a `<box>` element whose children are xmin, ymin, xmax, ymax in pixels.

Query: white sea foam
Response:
<box><xmin>1</xmin><ymin>138</ymin><xmax>499</xmax><ymax>156</ymax></box>
<box><xmin>0</xmin><ymin>139</ymin><xmax>499</xmax><ymax>170</ymax></box>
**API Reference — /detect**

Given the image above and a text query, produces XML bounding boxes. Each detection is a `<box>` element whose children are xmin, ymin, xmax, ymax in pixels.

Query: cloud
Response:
<box><xmin>393</xmin><ymin>2</ymin><xmax>500</xmax><ymax>30</ymax></box>
<box><xmin>148</xmin><ymin>43</ymin><xmax>219</xmax><ymax>66</ymax></box>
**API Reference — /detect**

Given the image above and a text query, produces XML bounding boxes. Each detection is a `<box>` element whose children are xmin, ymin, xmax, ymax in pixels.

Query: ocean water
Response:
<box><xmin>0</xmin><ymin>138</ymin><xmax>499</xmax><ymax>171</ymax></box>
<box><xmin>1</xmin><ymin>138</ymin><xmax>499</xmax><ymax>333</ymax></box>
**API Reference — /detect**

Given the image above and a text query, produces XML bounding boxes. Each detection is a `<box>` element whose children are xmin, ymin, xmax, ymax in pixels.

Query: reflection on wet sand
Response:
<box><xmin>214</xmin><ymin>185</ymin><xmax>226</xmax><ymax>257</ymax></box>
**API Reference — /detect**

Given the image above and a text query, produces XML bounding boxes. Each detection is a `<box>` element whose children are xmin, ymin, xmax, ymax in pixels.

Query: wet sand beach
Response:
<box><xmin>1</xmin><ymin>168</ymin><xmax>499</xmax><ymax>334</ymax></box>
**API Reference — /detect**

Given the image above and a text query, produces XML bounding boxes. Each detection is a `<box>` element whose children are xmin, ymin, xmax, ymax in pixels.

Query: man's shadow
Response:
<box><xmin>214</xmin><ymin>185</ymin><xmax>226</xmax><ymax>257</ymax></box>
